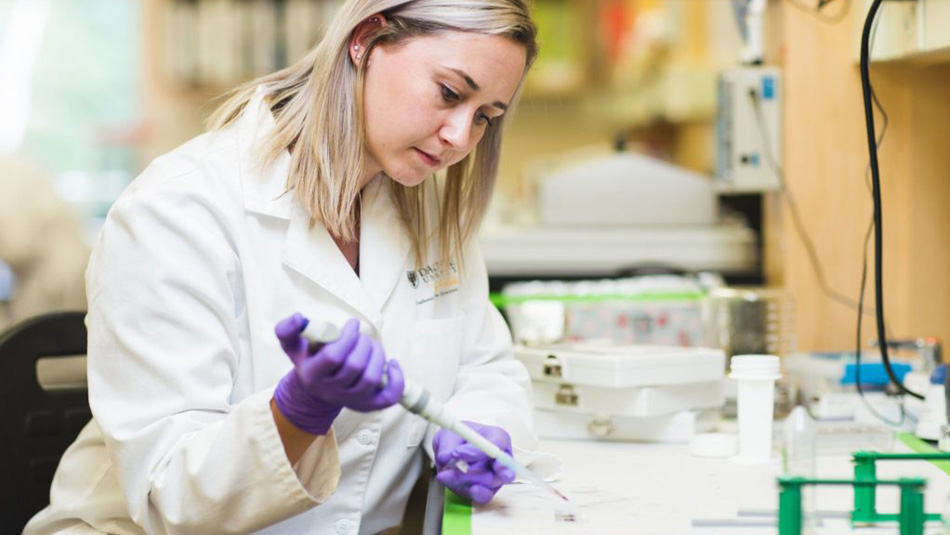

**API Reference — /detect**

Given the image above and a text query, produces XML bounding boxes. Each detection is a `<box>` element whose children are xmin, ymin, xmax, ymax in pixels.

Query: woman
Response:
<box><xmin>24</xmin><ymin>1</ymin><xmax>539</xmax><ymax>534</ymax></box>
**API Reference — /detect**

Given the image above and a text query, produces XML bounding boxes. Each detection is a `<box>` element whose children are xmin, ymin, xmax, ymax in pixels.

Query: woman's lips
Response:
<box><xmin>415</xmin><ymin>148</ymin><xmax>441</xmax><ymax>167</ymax></box>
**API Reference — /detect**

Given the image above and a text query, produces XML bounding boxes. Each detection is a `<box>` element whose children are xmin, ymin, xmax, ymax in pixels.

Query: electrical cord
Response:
<box><xmin>748</xmin><ymin>88</ymin><xmax>908</xmax><ymax>424</ymax></box>
<box><xmin>856</xmin><ymin>218</ymin><xmax>908</xmax><ymax>426</ymax></box>
<box><xmin>860</xmin><ymin>0</ymin><xmax>924</xmax><ymax>400</ymax></box>
<box><xmin>785</xmin><ymin>0</ymin><xmax>851</xmax><ymax>24</ymax></box>
<box><xmin>853</xmin><ymin>23</ymin><xmax>908</xmax><ymax>427</ymax></box>
<box><xmin>747</xmin><ymin>90</ymin><xmax>876</xmax><ymax>316</ymax></box>
<box><xmin>746</xmin><ymin>11</ymin><xmax>913</xmax><ymax>422</ymax></box>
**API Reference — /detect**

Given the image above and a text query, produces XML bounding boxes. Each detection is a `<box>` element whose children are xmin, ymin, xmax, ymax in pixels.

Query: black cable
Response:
<box><xmin>855</xmin><ymin>219</ymin><xmax>907</xmax><ymax>426</ymax></box>
<box><xmin>747</xmin><ymin>91</ymin><xmax>875</xmax><ymax>315</ymax></box>
<box><xmin>785</xmin><ymin>0</ymin><xmax>851</xmax><ymax>24</ymax></box>
<box><xmin>853</xmin><ymin>16</ymin><xmax>908</xmax><ymax>427</ymax></box>
<box><xmin>860</xmin><ymin>0</ymin><xmax>923</xmax><ymax>400</ymax></box>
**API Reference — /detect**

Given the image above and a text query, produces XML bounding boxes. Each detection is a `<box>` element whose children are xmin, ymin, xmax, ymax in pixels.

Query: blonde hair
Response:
<box><xmin>209</xmin><ymin>0</ymin><xmax>538</xmax><ymax>267</ymax></box>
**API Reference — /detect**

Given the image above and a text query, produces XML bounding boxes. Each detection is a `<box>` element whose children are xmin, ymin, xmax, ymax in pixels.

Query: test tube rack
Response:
<box><xmin>777</xmin><ymin>450</ymin><xmax>950</xmax><ymax>535</ymax></box>
<box><xmin>777</xmin><ymin>476</ymin><xmax>926</xmax><ymax>535</ymax></box>
<box><xmin>852</xmin><ymin>451</ymin><xmax>950</xmax><ymax>523</ymax></box>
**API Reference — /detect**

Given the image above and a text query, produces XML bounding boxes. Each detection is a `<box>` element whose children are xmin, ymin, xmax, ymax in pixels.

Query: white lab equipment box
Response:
<box><xmin>515</xmin><ymin>344</ymin><xmax>726</xmax><ymax>442</ymax></box>
<box><xmin>514</xmin><ymin>344</ymin><xmax>726</xmax><ymax>388</ymax></box>
<box><xmin>536</xmin><ymin>152</ymin><xmax>717</xmax><ymax>226</ymax></box>
<box><xmin>715</xmin><ymin>66</ymin><xmax>783</xmax><ymax>193</ymax></box>
<box><xmin>531</xmin><ymin>381</ymin><xmax>724</xmax><ymax>418</ymax></box>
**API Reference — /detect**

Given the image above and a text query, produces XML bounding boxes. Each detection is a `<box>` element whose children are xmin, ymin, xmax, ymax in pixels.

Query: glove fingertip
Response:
<box><xmin>469</xmin><ymin>485</ymin><xmax>494</xmax><ymax>504</ymax></box>
<box><xmin>435</xmin><ymin>469</ymin><xmax>458</xmax><ymax>488</ymax></box>
<box><xmin>386</xmin><ymin>360</ymin><xmax>406</xmax><ymax>391</ymax></box>
<box><xmin>343</xmin><ymin>318</ymin><xmax>361</xmax><ymax>335</ymax></box>
<box><xmin>435</xmin><ymin>451</ymin><xmax>453</xmax><ymax>467</ymax></box>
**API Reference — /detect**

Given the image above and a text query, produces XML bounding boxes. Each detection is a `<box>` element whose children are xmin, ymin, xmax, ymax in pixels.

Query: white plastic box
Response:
<box><xmin>515</xmin><ymin>344</ymin><xmax>726</xmax><ymax>388</ymax></box>
<box><xmin>531</xmin><ymin>381</ymin><xmax>724</xmax><ymax>418</ymax></box>
<box><xmin>515</xmin><ymin>344</ymin><xmax>726</xmax><ymax>442</ymax></box>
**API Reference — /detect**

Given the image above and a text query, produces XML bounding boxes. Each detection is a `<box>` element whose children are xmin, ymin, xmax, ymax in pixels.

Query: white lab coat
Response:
<box><xmin>24</xmin><ymin>89</ymin><xmax>536</xmax><ymax>535</ymax></box>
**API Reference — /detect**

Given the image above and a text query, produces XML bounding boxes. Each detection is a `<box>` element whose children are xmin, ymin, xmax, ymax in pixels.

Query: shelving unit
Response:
<box><xmin>853</xmin><ymin>0</ymin><xmax>950</xmax><ymax>64</ymax></box>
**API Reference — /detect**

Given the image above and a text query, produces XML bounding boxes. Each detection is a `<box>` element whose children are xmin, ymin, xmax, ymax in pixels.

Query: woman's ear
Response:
<box><xmin>349</xmin><ymin>14</ymin><xmax>387</xmax><ymax>66</ymax></box>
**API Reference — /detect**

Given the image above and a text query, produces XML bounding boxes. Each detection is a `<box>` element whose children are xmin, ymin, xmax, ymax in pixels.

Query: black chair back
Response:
<box><xmin>0</xmin><ymin>311</ymin><xmax>89</xmax><ymax>532</ymax></box>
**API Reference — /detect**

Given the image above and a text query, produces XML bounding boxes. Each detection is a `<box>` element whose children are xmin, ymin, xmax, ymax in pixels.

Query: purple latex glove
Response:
<box><xmin>433</xmin><ymin>422</ymin><xmax>517</xmax><ymax>504</ymax></box>
<box><xmin>273</xmin><ymin>314</ymin><xmax>405</xmax><ymax>435</ymax></box>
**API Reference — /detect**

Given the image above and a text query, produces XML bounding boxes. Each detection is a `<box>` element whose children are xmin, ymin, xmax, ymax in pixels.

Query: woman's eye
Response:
<box><xmin>476</xmin><ymin>113</ymin><xmax>495</xmax><ymax>127</ymax></box>
<box><xmin>440</xmin><ymin>84</ymin><xmax>461</xmax><ymax>102</ymax></box>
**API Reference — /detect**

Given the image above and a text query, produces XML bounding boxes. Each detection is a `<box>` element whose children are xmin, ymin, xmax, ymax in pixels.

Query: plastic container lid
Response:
<box><xmin>729</xmin><ymin>354</ymin><xmax>781</xmax><ymax>380</ymax></box>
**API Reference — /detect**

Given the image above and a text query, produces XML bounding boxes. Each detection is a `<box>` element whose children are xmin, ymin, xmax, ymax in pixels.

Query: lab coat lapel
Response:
<box><xmin>238</xmin><ymin>86</ymin><xmax>405</xmax><ymax>329</ymax></box>
<box><xmin>359</xmin><ymin>177</ymin><xmax>412</xmax><ymax>313</ymax></box>
<box><xmin>237</xmin><ymin>87</ymin><xmax>294</xmax><ymax>220</ymax></box>
<box><xmin>282</xmin><ymin>205</ymin><xmax>381</xmax><ymax>328</ymax></box>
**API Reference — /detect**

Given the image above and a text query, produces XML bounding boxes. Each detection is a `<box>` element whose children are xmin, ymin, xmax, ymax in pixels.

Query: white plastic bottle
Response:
<box><xmin>784</xmin><ymin>406</ymin><xmax>817</xmax><ymax>533</ymax></box>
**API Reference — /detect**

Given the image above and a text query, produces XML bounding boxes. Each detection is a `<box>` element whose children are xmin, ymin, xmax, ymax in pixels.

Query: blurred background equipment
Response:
<box><xmin>0</xmin><ymin>157</ymin><xmax>89</xmax><ymax>331</ymax></box>
<box><xmin>481</xmin><ymin>148</ymin><xmax>760</xmax><ymax>287</ymax></box>
<box><xmin>500</xmin><ymin>274</ymin><xmax>719</xmax><ymax>347</ymax></box>
<box><xmin>704</xmin><ymin>286</ymin><xmax>796</xmax><ymax>361</ymax></box>
<box><xmin>715</xmin><ymin>66</ymin><xmax>783</xmax><ymax>193</ymax></box>
<box><xmin>537</xmin><ymin>150</ymin><xmax>717</xmax><ymax>227</ymax></box>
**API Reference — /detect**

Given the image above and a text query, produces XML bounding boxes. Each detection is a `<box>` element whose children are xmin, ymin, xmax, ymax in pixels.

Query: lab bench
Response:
<box><xmin>439</xmin><ymin>434</ymin><xmax>950</xmax><ymax>535</ymax></box>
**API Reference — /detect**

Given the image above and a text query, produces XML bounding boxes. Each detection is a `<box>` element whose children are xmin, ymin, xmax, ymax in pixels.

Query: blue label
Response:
<box><xmin>762</xmin><ymin>76</ymin><xmax>775</xmax><ymax>100</ymax></box>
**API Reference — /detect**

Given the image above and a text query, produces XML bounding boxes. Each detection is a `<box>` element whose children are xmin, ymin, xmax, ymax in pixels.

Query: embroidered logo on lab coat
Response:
<box><xmin>407</xmin><ymin>260</ymin><xmax>459</xmax><ymax>304</ymax></box>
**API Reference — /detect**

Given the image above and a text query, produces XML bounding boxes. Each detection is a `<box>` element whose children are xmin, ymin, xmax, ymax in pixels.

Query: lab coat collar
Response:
<box><xmin>281</xmin><ymin>177</ymin><xmax>412</xmax><ymax>331</ymax></box>
<box><xmin>359</xmin><ymin>177</ymin><xmax>413</xmax><ymax>314</ymax></box>
<box><xmin>238</xmin><ymin>87</ymin><xmax>413</xmax><ymax>327</ymax></box>
<box><xmin>236</xmin><ymin>87</ymin><xmax>294</xmax><ymax>220</ymax></box>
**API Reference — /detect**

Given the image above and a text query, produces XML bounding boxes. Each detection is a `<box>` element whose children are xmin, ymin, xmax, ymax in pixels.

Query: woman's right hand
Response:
<box><xmin>272</xmin><ymin>314</ymin><xmax>405</xmax><ymax>435</ymax></box>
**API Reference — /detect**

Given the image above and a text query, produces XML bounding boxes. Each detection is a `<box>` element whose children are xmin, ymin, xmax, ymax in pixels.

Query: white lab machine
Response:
<box><xmin>481</xmin><ymin>151</ymin><xmax>758</xmax><ymax>278</ymax></box>
<box><xmin>515</xmin><ymin>343</ymin><xmax>726</xmax><ymax>442</ymax></box>
<box><xmin>715</xmin><ymin>66</ymin><xmax>783</xmax><ymax>193</ymax></box>
<box><xmin>537</xmin><ymin>151</ymin><xmax>717</xmax><ymax>227</ymax></box>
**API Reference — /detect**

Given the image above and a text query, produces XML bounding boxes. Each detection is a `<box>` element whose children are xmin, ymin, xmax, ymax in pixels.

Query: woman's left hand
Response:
<box><xmin>432</xmin><ymin>421</ymin><xmax>516</xmax><ymax>504</ymax></box>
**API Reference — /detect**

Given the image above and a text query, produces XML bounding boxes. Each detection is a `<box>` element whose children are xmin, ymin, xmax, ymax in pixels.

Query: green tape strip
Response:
<box><xmin>897</xmin><ymin>432</ymin><xmax>950</xmax><ymax>476</ymax></box>
<box><xmin>442</xmin><ymin>489</ymin><xmax>472</xmax><ymax>535</ymax></box>
<box><xmin>489</xmin><ymin>291</ymin><xmax>705</xmax><ymax>307</ymax></box>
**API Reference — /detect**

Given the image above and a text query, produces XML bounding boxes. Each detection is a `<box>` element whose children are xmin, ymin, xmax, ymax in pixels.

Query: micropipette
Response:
<box><xmin>302</xmin><ymin>321</ymin><xmax>568</xmax><ymax>503</ymax></box>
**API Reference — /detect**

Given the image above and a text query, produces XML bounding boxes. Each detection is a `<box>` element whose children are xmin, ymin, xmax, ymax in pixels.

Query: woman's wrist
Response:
<box><xmin>270</xmin><ymin>397</ymin><xmax>321</xmax><ymax>465</ymax></box>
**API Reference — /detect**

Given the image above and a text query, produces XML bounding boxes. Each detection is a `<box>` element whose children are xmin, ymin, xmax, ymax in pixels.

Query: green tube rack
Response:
<box><xmin>779</xmin><ymin>448</ymin><xmax>950</xmax><ymax>535</ymax></box>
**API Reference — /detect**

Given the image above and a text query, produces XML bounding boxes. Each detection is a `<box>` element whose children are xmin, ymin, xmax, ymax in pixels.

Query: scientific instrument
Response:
<box><xmin>715</xmin><ymin>66</ymin><xmax>783</xmax><ymax>193</ymax></box>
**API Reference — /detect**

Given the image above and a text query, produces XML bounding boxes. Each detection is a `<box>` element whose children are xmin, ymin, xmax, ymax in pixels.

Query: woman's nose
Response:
<box><xmin>439</xmin><ymin>113</ymin><xmax>475</xmax><ymax>150</ymax></box>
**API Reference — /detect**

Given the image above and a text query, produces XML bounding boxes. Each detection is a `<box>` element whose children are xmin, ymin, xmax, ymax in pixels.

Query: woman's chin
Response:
<box><xmin>385</xmin><ymin>169</ymin><xmax>431</xmax><ymax>188</ymax></box>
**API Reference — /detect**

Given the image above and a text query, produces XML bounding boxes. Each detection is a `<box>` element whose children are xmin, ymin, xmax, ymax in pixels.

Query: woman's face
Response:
<box><xmin>360</xmin><ymin>31</ymin><xmax>527</xmax><ymax>188</ymax></box>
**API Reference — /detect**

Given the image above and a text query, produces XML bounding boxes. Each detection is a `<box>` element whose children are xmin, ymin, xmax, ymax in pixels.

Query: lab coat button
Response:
<box><xmin>356</xmin><ymin>429</ymin><xmax>375</xmax><ymax>445</ymax></box>
<box><xmin>334</xmin><ymin>520</ymin><xmax>350</xmax><ymax>535</ymax></box>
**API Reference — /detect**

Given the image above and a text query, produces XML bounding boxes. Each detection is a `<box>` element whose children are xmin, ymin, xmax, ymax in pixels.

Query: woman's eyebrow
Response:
<box><xmin>448</xmin><ymin>67</ymin><xmax>480</xmax><ymax>91</ymax></box>
<box><xmin>446</xmin><ymin>67</ymin><xmax>509</xmax><ymax>111</ymax></box>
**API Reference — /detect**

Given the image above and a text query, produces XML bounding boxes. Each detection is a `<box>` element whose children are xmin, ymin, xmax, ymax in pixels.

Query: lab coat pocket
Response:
<box><xmin>404</xmin><ymin>316</ymin><xmax>463</xmax><ymax>447</ymax></box>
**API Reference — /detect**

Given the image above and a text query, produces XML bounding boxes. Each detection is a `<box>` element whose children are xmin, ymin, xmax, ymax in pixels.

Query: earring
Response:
<box><xmin>356</xmin><ymin>53</ymin><xmax>362</xmax><ymax>61</ymax></box>
<box><xmin>353</xmin><ymin>45</ymin><xmax>360</xmax><ymax>51</ymax></box>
